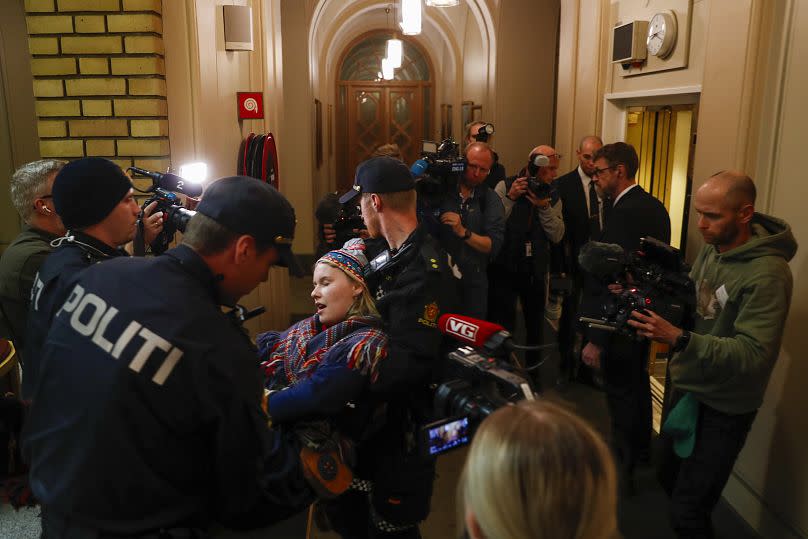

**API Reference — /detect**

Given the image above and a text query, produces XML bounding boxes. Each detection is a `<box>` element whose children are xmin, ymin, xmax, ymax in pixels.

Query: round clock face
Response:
<box><xmin>647</xmin><ymin>11</ymin><xmax>677</xmax><ymax>58</ymax></box>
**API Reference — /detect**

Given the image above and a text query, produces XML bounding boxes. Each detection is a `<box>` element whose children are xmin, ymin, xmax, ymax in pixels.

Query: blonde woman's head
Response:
<box><xmin>312</xmin><ymin>239</ymin><xmax>378</xmax><ymax>325</ymax></box>
<box><xmin>459</xmin><ymin>400</ymin><xmax>617</xmax><ymax>539</ymax></box>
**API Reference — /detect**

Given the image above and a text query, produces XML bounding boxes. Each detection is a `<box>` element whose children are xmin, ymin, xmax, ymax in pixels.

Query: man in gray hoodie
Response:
<box><xmin>628</xmin><ymin>170</ymin><xmax>797</xmax><ymax>539</ymax></box>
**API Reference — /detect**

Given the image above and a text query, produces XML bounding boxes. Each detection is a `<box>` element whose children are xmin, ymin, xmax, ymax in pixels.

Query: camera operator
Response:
<box><xmin>579</xmin><ymin>142</ymin><xmax>670</xmax><ymax>493</ymax></box>
<box><xmin>464</xmin><ymin>121</ymin><xmax>506</xmax><ymax>190</ymax></box>
<box><xmin>318</xmin><ymin>144</ymin><xmax>402</xmax><ymax>257</ymax></box>
<box><xmin>437</xmin><ymin>141</ymin><xmax>505</xmax><ymax>319</ymax></box>
<box><xmin>23</xmin><ymin>157</ymin><xmax>164</xmax><ymax>399</ymax></box>
<box><xmin>626</xmin><ymin>171</ymin><xmax>796</xmax><ymax>539</ymax></box>
<box><xmin>555</xmin><ymin>135</ymin><xmax>606</xmax><ymax>386</ymax></box>
<box><xmin>488</xmin><ymin>145</ymin><xmax>564</xmax><ymax>384</ymax></box>
<box><xmin>22</xmin><ymin>176</ymin><xmax>311</xmax><ymax>537</ymax></box>
<box><xmin>338</xmin><ymin>156</ymin><xmax>455</xmax><ymax>538</ymax></box>
<box><xmin>0</xmin><ymin>160</ymin><xmax>65</xmax><ymax>369</ymax></box>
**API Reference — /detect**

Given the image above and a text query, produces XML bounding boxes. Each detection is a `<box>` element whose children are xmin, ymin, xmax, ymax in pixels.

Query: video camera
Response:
<box><xmin>314</xmin><ymin>193</ymin><xmax>367</xmax><ymax>248</ymax></box>
<box><xmin>128</xmin><ymin>167</ymin><xmax>200</xmax><ymax>255</ymax></box>
<box><xmin>410</xmin><ymin>138</ymin><xmax>465</xmax><ymax>207</ymax></box>
<box><xmin>525</xmin><ymin>153</ymin><xmax>558</xmax><ymax>201</ymax></box>
<box><xmin>578</xmin><ymin>237</ymin><xmax>695</xmax><ymax>338</ymax></box>
<box><xmin>419</xmin><ymin>314</ymin><xmax>543</xmax><ymax>458</ymax></box>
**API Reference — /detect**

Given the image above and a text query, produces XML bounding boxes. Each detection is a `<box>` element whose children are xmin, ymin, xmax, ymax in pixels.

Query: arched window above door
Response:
<box><xmin>339</xmin><ymin>35</ymin><xmax>430</xmax><ymax>81</ymax></box>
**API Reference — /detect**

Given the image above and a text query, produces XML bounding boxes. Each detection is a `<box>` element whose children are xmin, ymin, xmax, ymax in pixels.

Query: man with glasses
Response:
<box><xmin>580</xmin><ymin>142</ymin><xmax>670</xmax><ymax>494</ymax></box>
<box><xmin>0</xmin><ymin>160</ymin><xmax>66</xmax><ymax>366</ymax></box>
<box><xmin>464</xmin><ymin>121</ymin><xmax>506</xmax><ymax>190</ymax></box>
<box><xmin>555</xmin><ymin>135</ymin><xmax>605</xmax><ymax>386</ymax></box>
<box><xmin>438</xmin><ymin>141</ymin><xmax>505</xmax><ymax>318</ymax></box>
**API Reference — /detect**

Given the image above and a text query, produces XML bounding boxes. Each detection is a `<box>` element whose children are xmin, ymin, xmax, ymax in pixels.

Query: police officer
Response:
<box><xmin>22</xmin><ymin>176</ymin><xmax>312</xmax><ymax>537</ymax></box>
<box><xmin>23</xmin><ymin>157</ymin><xmax>163</xmax><ymax>399</ymax></box>
<box><xmin>335</xmin><ymin>156</ymin><xmax>455</xmax><ymax>538</ymax></box>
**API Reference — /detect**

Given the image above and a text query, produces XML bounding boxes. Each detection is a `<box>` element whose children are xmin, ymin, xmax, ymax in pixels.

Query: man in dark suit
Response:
<box><xmin>580</xmin><ymin>142</ymin><xmax>671</xmax><ymax>493</ymax></box>
<box><xmin>554</xmin><ymin>135</ymin><xmax>604</xmax><ymax>385</ymax></box>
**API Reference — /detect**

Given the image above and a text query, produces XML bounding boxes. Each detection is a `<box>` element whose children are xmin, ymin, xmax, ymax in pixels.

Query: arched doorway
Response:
<box><xmin>336</xmin><ymin>33</ymin><xmax>433</xmax><ymax>192</ymax></box>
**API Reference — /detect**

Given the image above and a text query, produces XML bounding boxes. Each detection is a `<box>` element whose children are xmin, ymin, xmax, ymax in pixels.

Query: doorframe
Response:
<box><xmin>0</xmin><ymin>0</ymin><xmax>40</xmax><ymax>250</ymax></box>
<box><xmin>334</xmin><ymin>30</ymin><xmax>435</xmax><ymax>193</ymax></box>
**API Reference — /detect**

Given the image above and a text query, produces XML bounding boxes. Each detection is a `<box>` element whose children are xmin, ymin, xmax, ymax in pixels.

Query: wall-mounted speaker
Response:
<box><xmin>223</xmin><ymin>5</ymin><xmax>253</xmax><ymax>51</ymax></box>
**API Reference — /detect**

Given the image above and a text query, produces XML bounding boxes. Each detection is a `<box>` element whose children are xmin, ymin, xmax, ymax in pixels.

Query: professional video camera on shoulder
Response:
<box><xmin>418</xmin><ymin>313</ymin><xmax>551</xmax><ymax>458</ymax></box>
<box><xmin>410</xmin><ymin>138</ymin><xmax>465</xmax><ymax>207</ymax></box>
<box><xmin>578</xmin><ymin>237</ymin><xmax>695</xmax><ymax>338</ymax></box>
<box><xmin>128</xmin><ymin>163</ymin><xmax>205</xmax><ymax>254</ymax></box>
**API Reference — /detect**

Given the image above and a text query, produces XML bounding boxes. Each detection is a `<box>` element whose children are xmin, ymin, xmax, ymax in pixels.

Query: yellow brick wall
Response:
<box><xmin>26</xmin><ymin>0</ymin><xmax>170</xmax><ymax>177</ymax></box>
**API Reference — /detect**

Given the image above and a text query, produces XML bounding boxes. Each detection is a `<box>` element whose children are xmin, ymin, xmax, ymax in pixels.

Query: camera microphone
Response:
<box><xmin>578</xmin><ymin>241</ymin><xmax>627</xmax><ymax>278</ymax></box>
<box><xmin>128</xmin><ymin>167</ymin><xmax>203</xmax><ymax>197</ymax></box>
<box><xmin>410</xmin><ymin>158</ymin><xmax>429</xmax><ymax>177</ymax></box>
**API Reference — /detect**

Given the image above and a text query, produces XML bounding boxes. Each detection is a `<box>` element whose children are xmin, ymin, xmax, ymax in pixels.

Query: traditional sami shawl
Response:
<box><xmin>257</xmin><ymin>315</ymin><xmax>387</xmax><ymax>389</ymax></box>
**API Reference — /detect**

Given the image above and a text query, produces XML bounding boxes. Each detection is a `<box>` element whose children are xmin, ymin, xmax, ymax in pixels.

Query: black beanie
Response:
<box><xmin>53</xmin><ymin>157</ymin><xmax>133</xmax><ymax>230</ymax></box>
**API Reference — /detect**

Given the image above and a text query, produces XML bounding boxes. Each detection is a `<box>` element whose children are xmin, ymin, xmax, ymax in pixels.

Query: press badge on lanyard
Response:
<box><xmin>525</xmin><ymin>242</ymin><xmax>533</xmax><ymax>257</ymax></box>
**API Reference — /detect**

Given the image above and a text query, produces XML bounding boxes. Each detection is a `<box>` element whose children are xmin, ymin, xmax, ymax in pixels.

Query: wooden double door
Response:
<box><xmin>337</xmin><ymin>81</ymin><xmax>431</xmax><ymax>194</ymax></box>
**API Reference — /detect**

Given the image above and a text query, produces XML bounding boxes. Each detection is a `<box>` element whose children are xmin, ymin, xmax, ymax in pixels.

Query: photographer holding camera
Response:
<box><xmin>579</xmin><ymin>142</ymin><xmax>670</xmax><ymax>493</ymax></box>
<box><xmin>339</xmin><ymin>156</ymin><xmax>455</xmax><ymax>538</ymax></box>
<box><xmin>23</xmin><ymin>157</ymin><xmax>164</xmax><ymax>399</ymax></box>
<box><xmin>488</xmin><ymin>145</ymin><xmax>564</xmax><ymax>384</ymax></box>
<box><xmin>23</xmin><ymin>176</ymin><xmax>312</xmax><ymax>537</ymax></box>
<box><xmin>464</xmin><ymin>121</ymin><xmax>506</xmax><ymax>190</ymax></box>
<box><xmin>626</xmin><ymin>171</ymin><xmax>796</xmax><ymax>539</ymax></box>
<box><xmin>437</xmin><ymin>141</ymin><xmax>505</xmax><ymax>319</ymax></box>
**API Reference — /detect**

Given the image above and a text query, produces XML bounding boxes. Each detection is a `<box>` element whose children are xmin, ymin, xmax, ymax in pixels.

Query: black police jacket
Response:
<box><xmin>367</xmin><ymin>225</ymin><xmax>455</xmax><ymax>401</ymax></box>
<box><xmin>21</xmin><ymin>245</ymin><xmax>310</xmax><ymax>534</ymax></box>
<box><xmin>23</xmin><ymin>231</ymin><xmax>126</xmax><ymax>400</ymax></box>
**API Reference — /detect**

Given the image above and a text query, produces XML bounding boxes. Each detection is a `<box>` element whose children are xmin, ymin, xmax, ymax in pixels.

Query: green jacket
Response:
<box><xmin>0</xmin><ymin>225</ymin><xmax>56</xmax><ymax>352</ymax></box>
<box><xmin>669</xmin><ymin>213</ymin><xmax>797</xmax><ymax>414</ymax></box>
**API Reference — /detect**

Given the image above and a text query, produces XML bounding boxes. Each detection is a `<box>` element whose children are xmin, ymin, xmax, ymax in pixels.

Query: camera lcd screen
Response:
<box><xmin>422</xmin><ymin>141</ymin><xmax>438</xmax><ymax>154</ymax></box>
<box><xmin>425</xmin><ymin>416</ymin><xmax>471</xmax><ymax>456</ymax></box>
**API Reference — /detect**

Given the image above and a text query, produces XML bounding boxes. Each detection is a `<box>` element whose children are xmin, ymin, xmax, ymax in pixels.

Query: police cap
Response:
<box><xmin>197</xmin><ymin>176</ymin><xmax>303</xmax><ymax>276</ymax></box>
<box><xmin>338</xmin><ymin>156</ymin><xmax>414</xmax><ymax>204</ymax></box>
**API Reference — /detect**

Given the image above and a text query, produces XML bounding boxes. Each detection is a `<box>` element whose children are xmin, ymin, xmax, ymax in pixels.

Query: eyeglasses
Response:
<box><xmin>592</xmin><ymin>165</ymin><xmax>617</xmax><ymax>177</ymax></box>
<box><xmin>466</xmin><ymin>163</ymin><xmax>490</xmax><ymax>176</ymax></box>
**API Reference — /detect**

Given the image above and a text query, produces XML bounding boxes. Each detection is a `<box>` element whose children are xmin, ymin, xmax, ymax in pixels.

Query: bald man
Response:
<box><xmin>464</xmin><ymin>120</ymin><xmax>507</xmax><ymax>190</ymax></box>
<box><xmin>555</xmin><ymin>135</ymin><xmax>606</xmax><ymax>386</ymax></box>
<box><xmin>628</xmin><ymin>171</ymin><xmax>797</xmax><ymax>539</ymax></box>
<box><xmin>488</xmin><ymin>145</ymin><xmax>564</xmax><ymax>383</ymax></box>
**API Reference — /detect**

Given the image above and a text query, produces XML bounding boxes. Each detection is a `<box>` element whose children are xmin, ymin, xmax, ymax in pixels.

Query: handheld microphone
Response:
<box><xmin>438</xmin><ymin>314</ymin><xmax>507</xmax><ymax>350</ymax></box>
<box><xmin>437</xmin><ymin>314</ymin><xmax>555</xmax><ymax>355</ymax></box>
<box><xmin>410</xmin><ymin>158</ymin><xmax>429</xmax><ymax>177</ymax></box>
<box><xmin>128</xmin><ymin>167</ymin><xmax>204</xmax><ymax>197</ymax></box>
<box><xmin>577</xmin><ymin>241</ymin><xmax>627</xmax><ymax>278</ymax></box>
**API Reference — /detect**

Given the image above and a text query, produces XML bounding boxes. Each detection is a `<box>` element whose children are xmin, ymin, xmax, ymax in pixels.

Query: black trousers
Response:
<box><xmin>487</xmin><ymin>266</ymin><xmax>546</xmax><ymax>381</ymax></box>
<box><xmin>557</xmin><ymin>271</ymin><xmax>585</xmax><ymax>379</ymax></box>
<box><xmin>602</xmin><ymin>337</ymin><xmax>652</xmax><ymax>478</ymax></box>
<box><xmin>657</xmin><ymin>399</ymin><xmax>757</xmax><ymax>539</ymax></box>
<box><xmin>322</xmin><ymin>491</ymin><xmax>422</xmax><ymax>539</ymax></box>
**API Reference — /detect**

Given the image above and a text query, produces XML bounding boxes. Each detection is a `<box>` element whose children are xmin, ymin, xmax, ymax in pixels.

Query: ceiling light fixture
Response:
<box><xmin>381</xmin><ymin>57</ymin><xmax>395</xmax><ymax>80</ymax></box>
<box><xmin>399</xmin><ymin>0</ymin><xmax>421</xmax><ymax>35</ymax></box>
<box><xmin>425</xmin><ymin>0</ymin><xmax>460</xmax><ymax>6</ymax></box>
<box><xmin>386</xmin><ymin>38</ymin><xmax>403</xmax><ymax>68</ymax></box>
